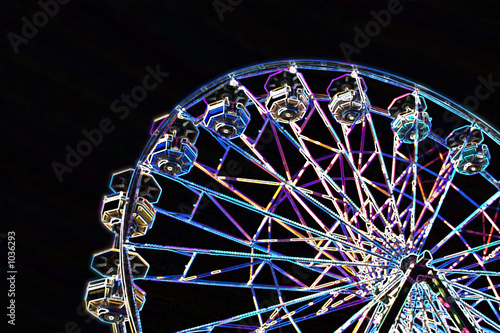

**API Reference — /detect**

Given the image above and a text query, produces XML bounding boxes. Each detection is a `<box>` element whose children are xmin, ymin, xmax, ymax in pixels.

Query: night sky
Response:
<box><xmin>2</xmin><ymin>1</ymin><xmax>500</xmax><ymax>332</ymax></box>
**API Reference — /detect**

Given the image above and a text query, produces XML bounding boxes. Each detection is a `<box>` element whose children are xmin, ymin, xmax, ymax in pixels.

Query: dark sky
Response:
<box><xmin>2</xmin><ymin>1</ymin><xmax>500</xmax><ymax>332</ymax></box>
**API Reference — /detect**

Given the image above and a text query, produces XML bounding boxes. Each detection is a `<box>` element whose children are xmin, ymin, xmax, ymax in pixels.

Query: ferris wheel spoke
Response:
<box><xmin>255</xmin><ymin>287</ymin><xmax>381</xmax><ymax>331</ymax></box>
<box><xmin>252</xmin><ymin>292</ymin><xmax>336</xmax><ymax>332</ymax></box>
<box><xmin>431</xmin><ymin>191</ymin><xmax>500</xmax><ymax>254</ymax></box>
<box><xmin>285</xmin><ymin>183</ymin><xmax>331</xmax><ymax>233</ymax></box>
<box><xmin>433</xmin><ymin>235</ymin><xmax>500</xmax><ymax>301</ymax></box>
<box><xmin>447</xmin><ymin>280</ymin><xmax>500</xmax><ymax>305</ymax></box>
<box><xmin>265</xmin><ymin>294</ymin><xmax>371</xmax><ymax>332</ymax></box>
<box><xmin>405</xmin><ymin>129</ymin><xmax>420</xmax><ymax>252</ymax></box>
<box><xmin>313</xmin><ymin>108</ymin><xmax>394</xmax><ymax>239</ymax></box>
<box><xmin>154</xmin><ymin>204</ymin><xmax>258</xmax><ymax>250</ymax></box>
<box><xmin>461</xmin><ymin>302</ymin><xmax>500</xmax><ymax>332</ymax></box>
<box><xmin>296</xmin><ymin>103</ymin><xmax>393</xmax><ymax>234</ymax></box>
<box><xmin>340</xmin><ymin>123</ymin><xmax>372</xmax><ymax>224</ymax></box>
<box><xmin>193</xmin><ymin>160</ymin><xmax>279</xmax><ymax>210</ymax></box>
<box><xmin>163</xmin><ymin>174</ymin><xmax>398</xmax><ymax>262</ymax></box>
<box><xmin>259</xmin><ymin>265</ymin><xmax>303</xmax><ymax>332</ymax></box>
<box><xmin>414</xmin><ymin>158</ymin><xmax>456</xmax><ymax>252</ymax></box>
<box><xmin>288</xmin><ymin>184</ymin><xmax>397</xmax><ymax>258</ymax></box>
<box><xmin>390</xmin><ymin>136</ymin><xmax>404</xmax><ymax>200</ymax></box>
<box><xmin>140</xmin><ymin>276</ymin><xmax>314</xmax><ymax>292</ymax></box>
<box><xmin>213</xmin><ymin>129</ymin><xmax>287</xmax><ymax>184</ymax></box>
<box><xmin>339</xmin><ymin>121</ymin><xmax>395</xmax><ymax>235</ymax></box>
<box><xmin>139</xmin><ymin>263</ymin><xmax>351</xmax><ymax>293</ymax></box>
<box><xmin>177</xmin><ymin>278</ymin><xmax>377</xmax><ymax>333</ymax></box>
<box><xmin>187</xmin><ymin>136</ymin><xmax>391</xmax><ymax>256</ymax></box>
<box><xmin>436</xmin><ymin>268</ymin><xmax>500</xmax><ymax>277</ymax></box>
<box><xmin>149</xmin><ymin>207</ymin><xmax>398</xmax><ymax>283</ymax></box>
<box><xmin>270</xmin><ymin>118</ymin><xmax>400</xmax><ymax>257</ymax></box>
<box><xmin>158</xmin><ymin>197</ymin><xmax>336</xmax><ymax>282</ymax></box>
<box><xmin>281</xmin><ymin>119</ymin><xmax>367</xmax><ymax>223</ymax></box>
<box><xmin>297</xmin><ymin>161</ymin><xmax>349</xmax><ymax>220</ymax></box>
<box><xmin>269</xmin><ymin>121</ymin><xmax>295</xmax><ymax>181</ymax></box>
<box><xmin>430</xmin><ymin>239</ymin><xmax>500</xmax><ymax>266</ymax></box>
<box><xmin>365</xmin><ymin>112</ymin><xmax>405</xmax><ymax>236</ymax></box>
<box><xmin>281</xmin><ymin>190</ymin><xmax>319</xmax><ymax>240</ymax></box>
<box><xmin>128</xmin><ymin>242</ymin><xmax>392</xmax><ymax>270</ymax></box>
<box><xmin>289</xmin><ymin>100</ymin><xmax>369</xmax><ymax>216</ymax></box>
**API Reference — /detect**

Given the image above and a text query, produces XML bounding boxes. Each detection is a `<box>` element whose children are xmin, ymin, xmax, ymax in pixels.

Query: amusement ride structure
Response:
<box><xmin>85</xmin><ymin>60</ymin><xmax>500</xmax><ymax>333</ymax></box>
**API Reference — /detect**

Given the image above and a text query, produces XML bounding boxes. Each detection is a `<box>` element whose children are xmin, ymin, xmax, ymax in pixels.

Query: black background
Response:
<box><xmin>2</xmin><ymin>1</ymin><xmax>500</xmax><ymax>332</ymax></box>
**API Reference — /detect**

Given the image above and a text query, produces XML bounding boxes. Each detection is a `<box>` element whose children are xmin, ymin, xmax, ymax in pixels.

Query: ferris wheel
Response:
<box><xmin>85</xmin><ymin>60</ymin><xmax>500</xmax><ymax>333</ymax></box>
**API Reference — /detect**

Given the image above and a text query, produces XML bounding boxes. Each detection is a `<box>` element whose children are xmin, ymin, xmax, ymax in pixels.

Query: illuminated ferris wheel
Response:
<box><xmin>85</xmin><ymin>60</ymin><xmax>500</xmax><ymax>333</ymax></box>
